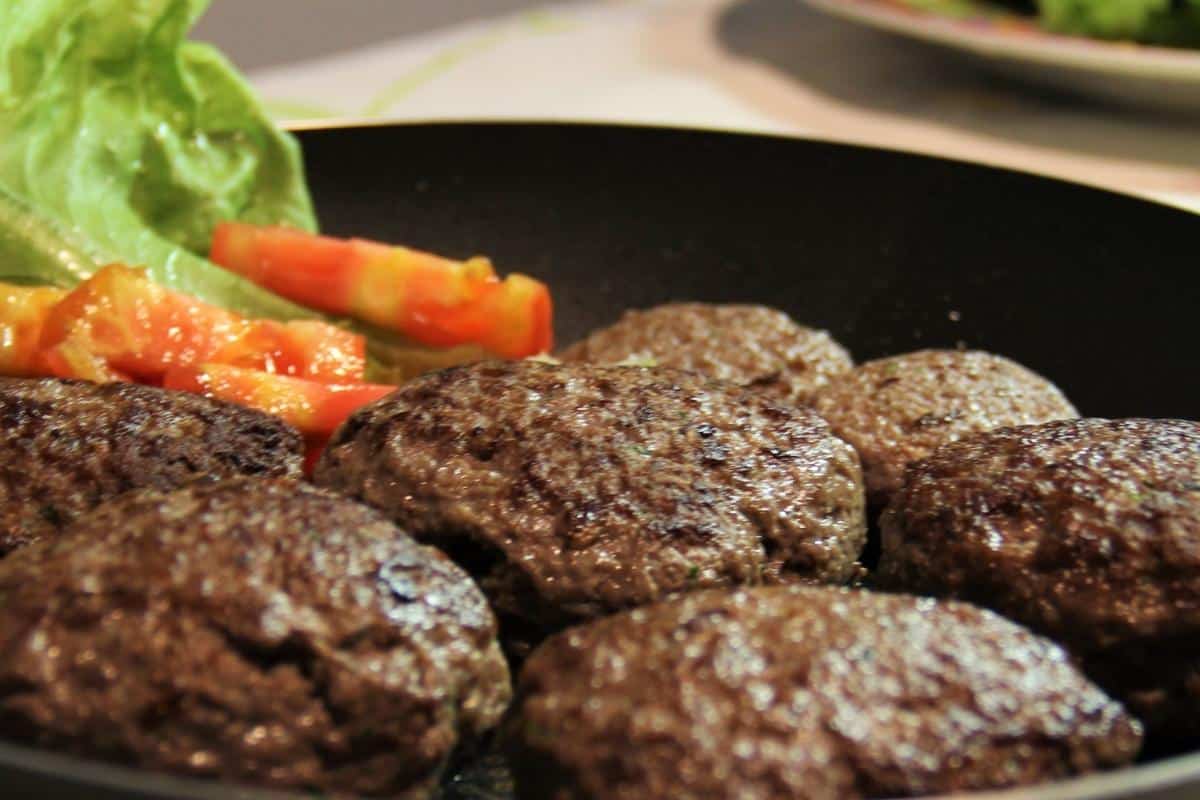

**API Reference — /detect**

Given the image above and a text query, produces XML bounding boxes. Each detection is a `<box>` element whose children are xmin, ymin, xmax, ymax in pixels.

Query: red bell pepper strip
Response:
<box><xmin>162</xmin><ymin>363</ymin><xmax>394</xmax><ymax>438</ymax></box>
<box><xmin>210</xmin><ymin>222</ymin><xmax>553</xmax><ymax>359</ymax></box>
<box><xmin>0</xmin><ymin>284</ymin><xmax>67</xmax><ymax>377</ymax></box>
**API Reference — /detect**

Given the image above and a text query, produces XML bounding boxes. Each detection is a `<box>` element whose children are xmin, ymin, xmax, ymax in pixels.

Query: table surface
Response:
<box><xmin>196</xmin><ymin>0</ymin><xmax>1200</xmax><ymax>213</ymax></box>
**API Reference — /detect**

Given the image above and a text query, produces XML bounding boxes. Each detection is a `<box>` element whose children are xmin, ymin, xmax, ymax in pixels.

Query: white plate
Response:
<box><xmin>801</xmin><ymin>0</ymin><xmax>1200</xmax><ymax>112</ymax></box>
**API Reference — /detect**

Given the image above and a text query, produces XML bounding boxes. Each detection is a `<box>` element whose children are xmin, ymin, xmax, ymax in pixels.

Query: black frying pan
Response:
<box><xmin>2</xmin><ymin>122</ymin><xmax>1196</xmax><ymax>799</ymax></box>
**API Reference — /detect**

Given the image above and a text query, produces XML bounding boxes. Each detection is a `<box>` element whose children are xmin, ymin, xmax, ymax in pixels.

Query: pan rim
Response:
<box><xmin>1</xmin><ymin>714</ymin><xmax>1196</xmax><ymax>800</ymax></box>
<box><xmin>281</xmin><ymin>117</ymin><xmax>1199</xmax><ymax>216</ymax></box>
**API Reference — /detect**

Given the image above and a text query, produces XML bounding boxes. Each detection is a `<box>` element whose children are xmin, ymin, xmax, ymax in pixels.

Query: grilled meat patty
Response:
<box><xmin>877</xmin><ymin>418</ymin><xmax>1200</xmax><ymax>739</ymax></box>
<box><xmin>0</xmin><ymin>377</ymin><xmax>303</xmax><ymax>555</ymax></box>
<box><xmin>315</xmin><ymin>360</ymin><xmax>866</xmax><ymax>655</ymax></box>
<box><xmin>810</xmin><ymin>349</ymin><xmax>1077</xmax><ymax>509</ymax></box>
<box><xmin>0</xmin><ymin>478</ymin><xmax>511</xmax><ymax>798</ymax></box>
<box><xmin>507</xmin><ymin>586</ymin><xmax>1141</xmax><ymax>800</ymax></box>
<box><xmin>559</xmin><ymin>303</ymin><xmax>853</xmax><ymax>406</ymax></box>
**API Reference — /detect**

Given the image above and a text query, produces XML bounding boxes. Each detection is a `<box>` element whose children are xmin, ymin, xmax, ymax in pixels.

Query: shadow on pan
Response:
<box><xmin>1</xmin><ymin>122</ymin><xmax>1197</xmax><ymax>799</ymax></box>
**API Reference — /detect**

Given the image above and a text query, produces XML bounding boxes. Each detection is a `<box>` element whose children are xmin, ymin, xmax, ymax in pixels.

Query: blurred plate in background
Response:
<box><xmin>801</xmin><ymin>0</ymin><xmax>1200</xmax><ymax>113</ymax></box>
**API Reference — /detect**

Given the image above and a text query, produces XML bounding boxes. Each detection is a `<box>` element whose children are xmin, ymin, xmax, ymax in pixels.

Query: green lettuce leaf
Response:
<box><xmin>0</xmin><ymin>187</ymin><xmax>95</xmax><ymax>288</ymax></box>
<box><xmin>1035</xmin><ymin>0</ymin><xmax>1200</xmax><ymax>45</ymax></box>
<box><xmin>0</xmin><ymin>0</ymin><xmax>320</xmax><ymax>319</ymax></box>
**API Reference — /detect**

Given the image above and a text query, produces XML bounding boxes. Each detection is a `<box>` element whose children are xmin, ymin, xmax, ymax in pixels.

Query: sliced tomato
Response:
<box><xmin>36</xmin><ymin>337</ymin><xmax>131</xmax><ymax>383</ymax></box>
<box><xmin>36</xmin><ymin>264</ymin><xmax>367</xmax><ymax>386</ymax></box>
<box><xmin>163</xmin><ymin>363</ymin><xmax>394</xmax><ymax>438</ymax></box>
<box><xmin>211</xmin><ymin>221</ymin><xmax>553</xmax><ymax>359</ymax></box>
<box><xmin>38</xmin><ymin>264</ymin><xmax>243</xmax><ymax>383</ymax></box>
<box><xmin>210</xmin><ymin>319</ymin><xmax>366</xmax><ymax>383</ymax></box>
<box><xmin>302</xmin><ymin>436</ymin><xmax>330</xmax><ymax>475</ymax></box>
<box><xmin>0</xmin><ymin>284</ymin><xmax>67</xmax><ymax>377</ymax></box>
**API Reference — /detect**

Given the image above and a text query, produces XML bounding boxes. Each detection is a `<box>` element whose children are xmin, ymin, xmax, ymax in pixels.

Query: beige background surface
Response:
<box><xmin>196</xmin><ymin>0</ymin><xmax>1200</xmax><ymax>212</ymax></box>
<box><xmin>193</xmin><ymin>1</ymin><xmax>570</xmax><ymax>68</ymax></box>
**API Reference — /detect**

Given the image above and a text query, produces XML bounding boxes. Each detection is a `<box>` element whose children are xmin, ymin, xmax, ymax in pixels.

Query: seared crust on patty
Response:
<box><xmin>0</xmin><ymin>377</ymin><xmax>303</xmax><ymax>555</ymax></box>
<box><xmin>810</xmin><ymin>350</ymin><xmax>1077</xmax><ymax>509</ymax></box>
<box><xmin>0</xmin><ymin>478</ymin><xmax>511</xmax><ymax>798</ymax></box>
<box><xmin>877</xmin><ymin>418</ymin><xmax>1200</xmax><ymax>738</ymax></box>
<box><xmin>559</xmin><ymin>303</ymin><xmax>853</xmax><ymax>406</ymax></box>
<box><xmin>507</xmin><ymin>586</ymin><xmax>1141</xmax><ymax>800</ymax></box>
<box><xmin>315</xmin><ymin>360</ymin><xmax>866</xmax><ymax>651</ymax></box>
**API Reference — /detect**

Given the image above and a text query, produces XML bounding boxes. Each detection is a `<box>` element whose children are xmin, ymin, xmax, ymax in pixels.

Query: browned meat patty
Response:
<box><xmin>315</xmin><ymin>360</ymin><xmax>866</xmax><ymax>655</ymax></box>
<box><xmin>559</xmin><ymin>303</ymin><xmax>853</xmax><ymax>406</ymax></box>
<box><xmin>0</xmin><ymin>478</ymin><xmax>511</xmax><ymax>798</ymax></box>
<box><xmin>506</xmin><ymin>586</ymin><xmax>1141</xmax><ymax>800</ymax></box>
<box><xmin>810</xmin><ymin>350</ymin><xmax>1077</xmax><ymax>509</ymax></box>
<box><xmin>877</xmin><ymin>418</ymin><xmax>1200</xmax><ymax>740</ymax></box>
<box><xmin>0</xmin><ymin>377</ymin><xmax>303</xmax><ymax>555</ymax></box>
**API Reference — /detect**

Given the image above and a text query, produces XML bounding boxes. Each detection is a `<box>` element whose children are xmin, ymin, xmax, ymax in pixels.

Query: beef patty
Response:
<box><xmin>810</xmin><ymin>349</ymin><xmax>1077</xmax><ymax>509</ymax></box>
<box><xmin>506</xmin><ymin>586</ymin><xmax>1141</xmax><ymax>800</ymax></box>
<box><xmin>0</xmin><ymin>377</ymin><xmax>303</xmax><ymax>555</ymax></box>
<box><xmin>315</xmin><ymin>360</ymin><xmax>866</xmax><ymax>654</ymax></box>
<box><xmin>559</xmin><ymin>303</ymin><xmax>853</xmax><ymax>406</ymax></box>
<box><xmin>0</xmin><ymin>478</ymin><xmax>511</xmax><ymax>798</ymax></box>
<box><xmin>877</xmin><ymin>418</ymin><xmax>1200</xmax><ymax>739</ymax></box>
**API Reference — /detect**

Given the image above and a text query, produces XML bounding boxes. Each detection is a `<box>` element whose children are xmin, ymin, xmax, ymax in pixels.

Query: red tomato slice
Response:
<box><xmin>210</xmin><ymin>319</ymin><xmax>366</xmax><ymax>383</ymax></box>
<box><xmin>163</xmin><ymin>363</ymin><xmax>394</xmax><ymax>438</ymax></box>
<box><xmin>36</xmin><ymin>264</ymin><xmax>368</xmax><ymax>386</ymax></box>
<box><xmin>38</xmin><ymin>265</ymin><xmax>243</xmax><ymax>383</ymax></box>
<box><xmin>211</xmin><ymin>221</ymin><xmax>553</xmax><ymax>359</ymax></box>
<box><xmin>0</xmin><ymin>284</ymin><xmax>67</xmax><ymax>377</ymax></box>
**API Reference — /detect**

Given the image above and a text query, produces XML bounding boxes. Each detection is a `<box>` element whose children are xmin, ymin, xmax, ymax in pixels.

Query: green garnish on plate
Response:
<box><xmin>895</xmin><ymin>0</ymin><xmax>1200</xmax><ymax>47</ymax></box>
